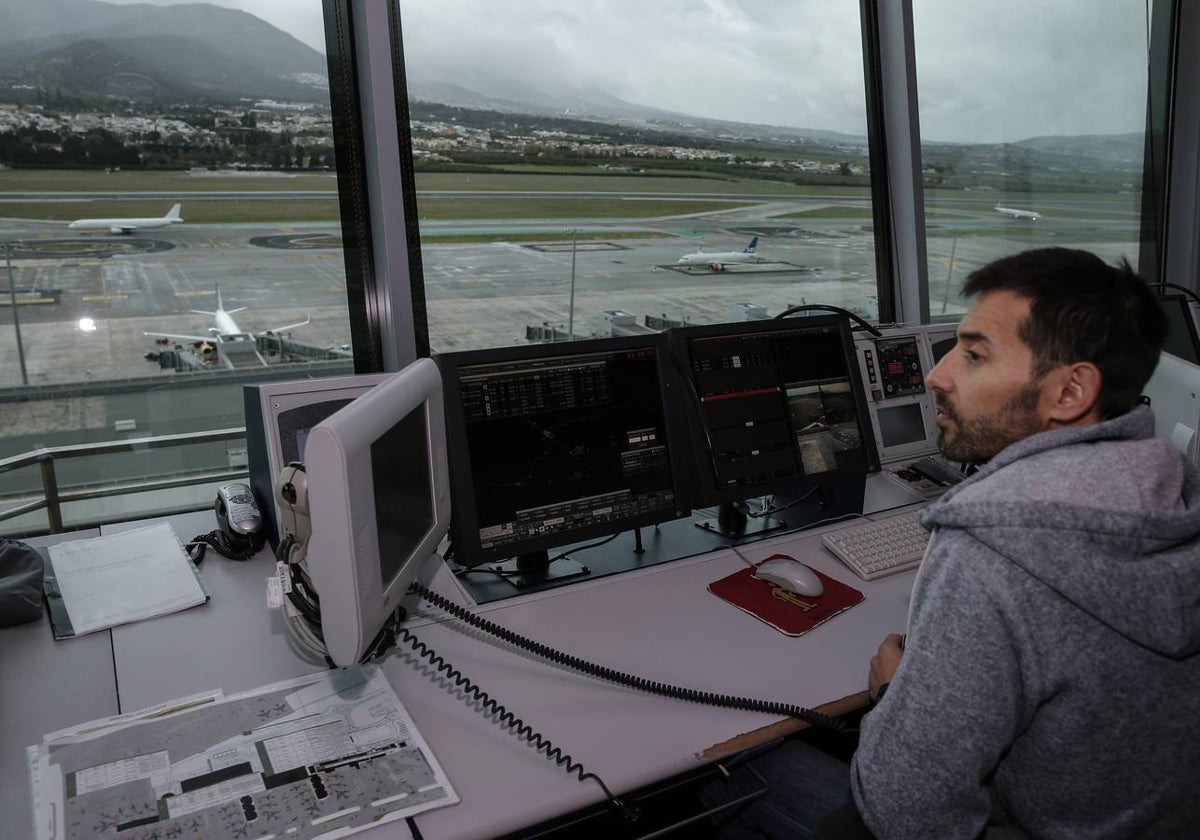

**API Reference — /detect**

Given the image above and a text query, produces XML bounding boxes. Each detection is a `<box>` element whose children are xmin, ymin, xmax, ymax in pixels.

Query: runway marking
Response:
<box><xmin>175</xmin><ymin>289</ymin><xmax>215</xmax><ymax>298</ymax></box>
<box><xmin>83</xmin><ymin>293</ymin><xmax>129</xmax><ymax>302</ymax></box>
<box><xmin>455</xmin><ymin>277</ymin><xmax>493</xmax><ymax>284</ymax></box>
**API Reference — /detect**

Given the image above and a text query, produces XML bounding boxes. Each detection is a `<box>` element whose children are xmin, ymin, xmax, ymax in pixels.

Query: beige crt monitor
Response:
<box><xmin>305</xmin><ymin>359</ymin><xmax>451</xmax><ymax>668</ymax></box>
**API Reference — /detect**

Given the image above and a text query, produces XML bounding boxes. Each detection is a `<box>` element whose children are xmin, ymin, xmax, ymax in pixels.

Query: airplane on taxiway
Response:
<box><xmin>993</xmin><ymin>201</ymin><xmax>1041</xmax><ymax>221</ymax></box>
<box><xmin>676</xmin><ymin>236</ymin><xmax>766</xmax><ymax>271</ymax></box>
<box><xmin>68</xmin><ymin>203</ymin><xmax>184</xmax><ymax>235</ymax></box>
<box><xmin>144</xmin><ymin>286</ymin><xmax>309</xmax><ymax>347</ymax></box>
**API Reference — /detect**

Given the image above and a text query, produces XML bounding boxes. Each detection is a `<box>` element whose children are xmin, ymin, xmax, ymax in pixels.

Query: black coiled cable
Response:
<box><xmin>394</xmin><ymin>624</ymin><xmax>639</xmax><ymax>822</ymax></box>
<box><xmin>187</xmin><ymin>529</ymin><xmax>256</xmax><ymax>563</ymax></box>
<box><xmin>409</xmin><ymin>582</ymin><xmax>846</xmax><ymax>733</ymax></box>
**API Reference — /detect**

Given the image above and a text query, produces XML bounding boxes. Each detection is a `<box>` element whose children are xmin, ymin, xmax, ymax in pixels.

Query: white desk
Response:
<box><xmin>1</xmin><ymin>531</ymin><xmax>119</xmax><ymax>829</ymax></box>
<box><xmin>4</xmin><ymin>477</ymin><xmax>925</xmax><ymax>839</ymax></box>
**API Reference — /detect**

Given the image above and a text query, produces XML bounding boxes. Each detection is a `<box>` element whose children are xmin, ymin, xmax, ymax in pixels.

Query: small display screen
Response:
<box><xmin>877</xmin><ymin>403</ymin><xmax>927</xmax><ymax>449</ymax></box>
<box><xmin>370</xmin><ymin>406</ymin><xmax>434</xmax><ymax>586</ymax></box>
<box><xmin>1161</xmin><ymin>294</ymin><xmax>1200</xmax><ymax>365</ymax></box>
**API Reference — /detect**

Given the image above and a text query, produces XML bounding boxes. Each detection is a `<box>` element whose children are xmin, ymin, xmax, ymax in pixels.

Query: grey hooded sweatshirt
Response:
<box><xmin>850</xmin><ymin>405</ymin><xmax>1200</xmax><ymax>839</ymax></box>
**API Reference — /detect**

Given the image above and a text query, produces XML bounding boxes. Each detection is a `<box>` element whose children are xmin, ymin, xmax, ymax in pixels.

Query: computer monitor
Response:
<box><xmin>437</xmin><ymin>335</ymin><xmax>690</xmax><ymax>581</ymax></box>
<box><xmin>1142</xmin><ymin>351</ymin><xmax>1200</xmax><ymax>468</ymax></box>
<box><xmin>670</xmin><ymin>315</ymin><xmax>879</xmax><ymax>531</ymax></box>
<box><xmin>1159</xmin><ymin>293</ymin><xmax>1200</xmax><ymax>366</ymax></box>
<box><xmin>925</xmin><ymin>323</ymin><xmax>960</xmax><ymax>367</ymax></box>
<box><xmin>244</xmin><ymin>373</ymin><xmax>391</xmax><ymax>550</ymax></box>
<box><xmin>305</xmin><ymin>358</ymin><xmax>450</xmax><ymax>668</ymax></box>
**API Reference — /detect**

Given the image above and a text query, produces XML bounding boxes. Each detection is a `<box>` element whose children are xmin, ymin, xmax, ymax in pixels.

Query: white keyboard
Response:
<box><xmin>821</xmin><ymin>509</ymin><xmax>930</xmax><ymax>581</ymax></box>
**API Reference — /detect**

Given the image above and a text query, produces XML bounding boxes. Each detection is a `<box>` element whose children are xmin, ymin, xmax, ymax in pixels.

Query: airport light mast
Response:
<box><xmin>567</xmin><ymin>228</ymin><xmax>579</xmax><ymax>340</ymax></box>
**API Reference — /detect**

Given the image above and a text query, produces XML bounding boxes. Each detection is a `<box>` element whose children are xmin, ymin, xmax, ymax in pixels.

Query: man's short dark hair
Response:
<box><xmin>962</xmin><ymin>247</ymin><xmax>1167</xmax><ymax>419</ymax></box>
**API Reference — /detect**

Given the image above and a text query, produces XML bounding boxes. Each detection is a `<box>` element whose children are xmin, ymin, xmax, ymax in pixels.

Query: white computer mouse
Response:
<box><xmin>752</xmin><ymin>557</ymin><xmax>825</xmax><ymax>598</ymax></box>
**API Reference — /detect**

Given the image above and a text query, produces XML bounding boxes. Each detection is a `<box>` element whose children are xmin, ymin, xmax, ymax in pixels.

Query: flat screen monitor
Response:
<box><xmin>926</xmin><ymin>324</ymin><xmax>959</xmax><ymax>367</ymax></box>
<box><xmin>1159</xmin><ymin>293</ymin><xmax>1200</xmax><ymax>366</ymax></box>
<box><xmin>437</xmin><ymin>335</ymin><xmax>689</xmax><ymax>577</ymax></box>
<box><xmin>671</xmin><ymin>315</ymin><xmax>880</xmax><ymax>513</ymax></box>
<box><xmin>1143</xmin><ymin>351</ymin><xmax>1200</xmax><ymax>468</ymax></box>
<box><xmin>305</xmin><ymin>358</ymin><xmax>450</xmax><ymax>668</ymax></box>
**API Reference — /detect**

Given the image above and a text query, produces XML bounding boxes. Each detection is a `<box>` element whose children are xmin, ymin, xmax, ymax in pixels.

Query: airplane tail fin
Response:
<box><xmin>743</xmin><ymin>236</ymin><xmax>759</xmax><ymax>253</ymax></box>
<box><xmin>166</xmin><ymin>203</ymin><xmax>182</xmax><ymax>221</ymax></box>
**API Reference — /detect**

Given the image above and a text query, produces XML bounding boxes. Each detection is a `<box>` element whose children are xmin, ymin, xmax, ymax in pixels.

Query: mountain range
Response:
<box><xmin>0</xmin><ymin>0</ymin><xmax>328</xmax><ymax>103</ymax></box>
<box><xmin>0</xmin><ymin>0</ymin><xmax>1145</xmax><ymax>172</ymax></box>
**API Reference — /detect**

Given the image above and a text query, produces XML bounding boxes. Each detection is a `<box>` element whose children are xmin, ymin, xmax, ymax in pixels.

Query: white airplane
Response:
<box><xmin>993</xmin><ymin>201</ymin><xmax>1041</xmax><ymax>221</ymax></box>
<box><xmin>677</xmin><ymin>236</ymin><xmax>766</xmax><ymax>271</ymax></box>
<box><xmin>144</xmin><ymin>287</ymin><xmax>309</xmax><ymax>347</ymax></box>
<box><xmin>69</xmin><ymin>203</ymin><xmax>184</xmax><ymax>235</ymax></box>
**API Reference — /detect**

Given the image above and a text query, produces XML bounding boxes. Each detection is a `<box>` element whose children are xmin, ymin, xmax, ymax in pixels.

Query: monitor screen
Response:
<box><xmin>438</xmin><ymin>335</ymin><xmax>688</xmax><ymax>570</ymax></box>
<box><xmin>672</xmin><ymin>315</ymin><xmax>879</xmax><ymax>506</ymax></box>
<box><xmin>876</xmin><ymin>402</ymin><xmax>928</xmax><ymax>448</ymax></box>
<box><xmin>305</xmin><ymin>359</ymin><xmax>450</xmax><ymax>668</ymax></box>
<box><xmin>1160</xmin><ymin>293</ymin><xmax>1200</xmax><ymax>366</ymax></box>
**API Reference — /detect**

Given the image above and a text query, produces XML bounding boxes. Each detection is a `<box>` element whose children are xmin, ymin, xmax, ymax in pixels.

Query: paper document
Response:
<box><xmin>29</xmin><ymin>665</ymin><xmax>456</xmax><ymax>840</ymax></box>
<box><xmin>43</xmin><ymin>522</ymin><xmax>208</xmax><ymax>637</ymax></box>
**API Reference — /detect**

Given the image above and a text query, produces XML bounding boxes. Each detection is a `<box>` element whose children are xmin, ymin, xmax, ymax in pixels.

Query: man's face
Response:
<box><xmin>926</xmin><ymin>290</ymin><xmax>1051</xmax><ymax>462</ymax></box>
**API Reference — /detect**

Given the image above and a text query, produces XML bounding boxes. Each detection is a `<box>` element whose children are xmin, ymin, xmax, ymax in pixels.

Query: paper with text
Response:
<box><xmin>47</xmin><ymin>522</ymin><xmax>208</xmax><ymax>636</ymax></box>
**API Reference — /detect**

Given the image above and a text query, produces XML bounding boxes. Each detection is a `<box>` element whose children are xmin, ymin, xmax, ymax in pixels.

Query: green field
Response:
<box><xmin>0</xmin><ymin>169</ymin><xmax>770</xmax><ymax>224</ymax></box>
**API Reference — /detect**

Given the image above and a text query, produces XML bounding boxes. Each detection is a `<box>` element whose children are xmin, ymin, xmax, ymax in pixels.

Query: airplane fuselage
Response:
<box><xmin>994</xmin><ymin>205</ymin><xmax>1040</xmax><ymax>221</ymax></box>
<box><xmin>69</xmin><ymin>203</ymin><xmax>184</xmax><ymax>235</ymax></box>
<box><xmin>677</xmin><ymin>251</ymin><xmax>765</xmax><ymax>268</ymax></box>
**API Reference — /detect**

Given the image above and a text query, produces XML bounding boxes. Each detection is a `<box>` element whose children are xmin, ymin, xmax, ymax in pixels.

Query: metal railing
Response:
<box><xmin>0</xmin><ymin>427</ymin><xmax>248</xmax><ymax>534</ymax></box>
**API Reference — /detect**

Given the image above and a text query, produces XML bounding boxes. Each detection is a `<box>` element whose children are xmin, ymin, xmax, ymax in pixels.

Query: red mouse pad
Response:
<box><xmin>708</xmin><ymin>553</ymin><xmax>864</xmax><ymax>637</ymax></box>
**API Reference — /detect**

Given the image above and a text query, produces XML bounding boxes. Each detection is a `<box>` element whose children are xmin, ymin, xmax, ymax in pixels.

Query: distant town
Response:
<box><xmin>0</xmin><ymin>90</ymin><xmax>1142</xmax><ymax>195</ymax></box>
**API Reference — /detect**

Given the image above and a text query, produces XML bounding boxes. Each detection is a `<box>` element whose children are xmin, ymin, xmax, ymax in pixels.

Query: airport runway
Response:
<box><xmin>0</xmin><ymin>196</ymin><xmax>1142</xmax><ymax>381</ymax></box>
<box><xmin>0</xmin><ymin>193</ymin><xmax>1146</xmax><ymax>522</ymax></box>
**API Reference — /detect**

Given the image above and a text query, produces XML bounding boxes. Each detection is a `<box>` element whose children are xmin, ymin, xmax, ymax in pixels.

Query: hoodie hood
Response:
<box><xmin>920</xmin><ymin>406</ymin><xmax>1200</xmax><ymax>657</ymax></box>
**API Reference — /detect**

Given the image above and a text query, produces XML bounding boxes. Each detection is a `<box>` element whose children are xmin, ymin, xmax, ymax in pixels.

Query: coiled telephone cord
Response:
<box><xmin>409</xmin><ymin>582</ymin><xmax>845</xmax><ymax>732</ymax></box>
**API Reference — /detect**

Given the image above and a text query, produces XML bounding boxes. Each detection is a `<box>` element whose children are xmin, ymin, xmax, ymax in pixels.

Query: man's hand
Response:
<box><xmin>869</xmin><ymin>633</ymin><xmax>905</xmax><ymax>703</ymax></box>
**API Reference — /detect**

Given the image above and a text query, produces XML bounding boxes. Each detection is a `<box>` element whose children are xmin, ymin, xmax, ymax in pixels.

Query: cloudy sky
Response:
<box><xmin>106</xmin><ymin>0</ymin><xmax>1150</xmax><ymax>144</ymax></box>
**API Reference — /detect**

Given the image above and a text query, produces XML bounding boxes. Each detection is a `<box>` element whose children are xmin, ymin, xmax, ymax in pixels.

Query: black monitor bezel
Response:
<box><xmin>437</xmin><ymin>333</ymin><xmax>694</xmax><ymax>569</ymax></box>
<box><xmin>1160</xmin><ymin>292</ymin><xmax>1200</xmax><ymax>366</ymax></box>
<box><xmin>669</xmin><ymin>314</ymin><xmax>881</xmax><ymax>508</ymax></box>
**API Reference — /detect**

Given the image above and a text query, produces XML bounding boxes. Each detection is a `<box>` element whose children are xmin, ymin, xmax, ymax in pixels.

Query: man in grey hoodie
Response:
<box><xmin>708</xmin><ymin>247</ymin><xmax>1200</xmax><ymax>838</ymax></box>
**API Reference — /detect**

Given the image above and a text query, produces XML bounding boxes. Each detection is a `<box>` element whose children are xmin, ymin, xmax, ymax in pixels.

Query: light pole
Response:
<box><xmin>5</xmin><ymin>241</ymin><xmax>29</xmax><ymax>386</ymax></box>
<box><xmin>567</xmin><ymin>228</ymin><xmax>579</xmax><ymax>341</ymax></box>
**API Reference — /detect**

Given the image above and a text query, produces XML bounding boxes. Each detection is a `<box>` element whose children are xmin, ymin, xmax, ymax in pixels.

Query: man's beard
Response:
<box><xmin>936</xmin><ymin>382</ymin><xmax>1043</xmax><ymax>463</ymax></box>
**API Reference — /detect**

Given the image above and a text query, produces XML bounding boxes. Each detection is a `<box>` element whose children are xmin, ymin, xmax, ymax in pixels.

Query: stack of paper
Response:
<box><xmin>42</xmin><ymin>522</ymin><xmax>209</xmax><ymax>638</ymax></box>
<box><xmin>27</xmin><ymin>666</ymin><xmax>459</xmax><ymax>840</ymax></box>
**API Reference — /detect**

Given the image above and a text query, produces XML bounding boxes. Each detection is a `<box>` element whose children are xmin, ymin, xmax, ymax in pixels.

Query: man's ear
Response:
<box><xmin>1046</xmin><ymin>362</ymin><xmax>1102</xmax><ymax>423</ymax></box>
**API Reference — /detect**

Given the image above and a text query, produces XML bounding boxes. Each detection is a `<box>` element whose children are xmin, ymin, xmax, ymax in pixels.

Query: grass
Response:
<box><xmin>778</xmin><ymin>205</ymin><xmax>874</xmax><ymax>219</ymax></box>
<box><xmin>420</xmin><ymin>230</ymin><xmax>675</xmax><ymax>243</ymax></box>
<box><xmin>414</xmin><ymin>197</ymin><xmax>753</xmax><ymax>220</ymax></box>
<box><xmin>0</xmin><ymin>168</ymin><xmax>338</xmax><ymax>192</ymax></box>
<box><xmin>0</xmin><ymin>195</ymin><xmax>751</xmax><ymax>225</ymax></box>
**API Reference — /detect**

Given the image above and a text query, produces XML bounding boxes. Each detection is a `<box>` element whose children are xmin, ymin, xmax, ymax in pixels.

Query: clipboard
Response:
<box><xmin>40</xmin><ymin>523</ymin><xmax>210</xmax><ymax>639</ymax></box>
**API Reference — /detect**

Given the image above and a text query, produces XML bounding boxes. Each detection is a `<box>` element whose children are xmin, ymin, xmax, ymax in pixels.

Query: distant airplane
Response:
<box><xmin>677</xmin><ymin>236</ymin><xmax>766</xmax><ymax>271</ymax></box>
<box><xmin>69</xmin><ymin>203</ymin><xmax>184</xmax><ymax>235</ymax></box>
<box><xmin>993</xmin><ymin>201</ymin><xmax>1041</xmax><ymax>221</ymax></box>
<box><xmin>144</xmin><ymin>286</ymin><xmax>309</xmax><ymax>348</ymax></box>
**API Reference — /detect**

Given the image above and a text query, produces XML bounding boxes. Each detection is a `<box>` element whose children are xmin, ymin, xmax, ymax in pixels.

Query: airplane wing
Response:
<box><xmin>144</xmin><ymin>330</ymin><xmax>211</xmax><ymax>343</ymax></box>
<box><xmin>260</xmin><ymin>316</ymin><xmax>310</xmax><ymax>335</ymax></box>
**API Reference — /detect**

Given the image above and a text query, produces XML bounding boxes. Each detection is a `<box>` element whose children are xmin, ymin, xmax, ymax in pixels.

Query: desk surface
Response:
<box><xmin>4</xmin><ymin>476</ymin><xmax>926</xmax><ymax>839</ymax></box>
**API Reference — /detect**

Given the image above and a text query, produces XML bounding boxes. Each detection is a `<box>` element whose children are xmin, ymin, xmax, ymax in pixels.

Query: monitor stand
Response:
<box><xmin>486</xmin><ymin>551</ymin><xmax>590</xmax><ymax>590</ymax></box>
<box><xmin>694</xmin><ymin>499</ymin><xmax>787</xmax><ymax>539</ymax></box>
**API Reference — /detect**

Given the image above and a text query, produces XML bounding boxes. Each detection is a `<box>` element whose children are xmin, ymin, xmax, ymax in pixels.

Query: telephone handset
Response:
<box><xmin>209</xmin><ymin>483</ymin><xmax>266</xmax><ymax>558</ymax></box>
